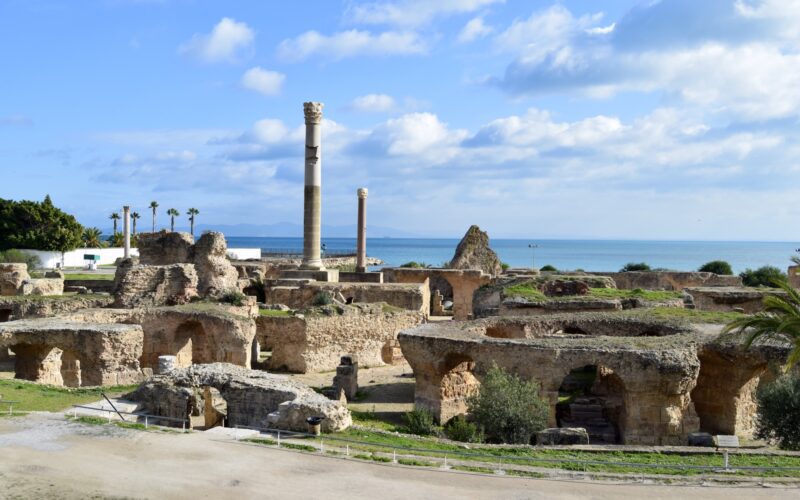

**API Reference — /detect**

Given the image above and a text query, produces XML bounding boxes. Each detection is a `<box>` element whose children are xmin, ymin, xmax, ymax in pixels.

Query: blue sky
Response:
<box><xmin>1</xmin><ymin>0</ymin><xmax>800</xmax><ymax>240</ymax></box>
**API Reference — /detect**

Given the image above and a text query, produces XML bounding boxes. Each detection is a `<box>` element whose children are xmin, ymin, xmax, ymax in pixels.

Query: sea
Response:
<box><xmin>226</xmin><ymin>237</ymin><xmax>800</xmax><ymax>274</ymax></box>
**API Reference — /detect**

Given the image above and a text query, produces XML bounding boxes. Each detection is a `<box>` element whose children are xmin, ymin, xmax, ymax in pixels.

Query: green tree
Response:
<box><xmin>466</xmin><ymin>363</ymin><xmax>549</xmax><ymax>444</ymax></box>
<box><xmin>108</xmin><ymin>231</ymin><xmax>125</xmax><ymax>248</ymax></box>
<box><xmin>186</xmin><ymin>207</ymin><xmax>199</xmax><ymax>236</ymax></box>
<box><xmin>82</xmin><ymin>227</ymin><xmax>103</xmax><ymax>247</ymax></box>
<box><xmin>0</xmin><ymin>195</ymin><xmax>84</xmax><ymax>252</ymax></box>
<box><xmin>167</xmin><ymin>208</ymin><xmax>180</xmax><ymax>232</ymax></box>
<box><xmin>109</xmin><ymin>212</ymin><xmax>120</xmax><ymax>234</ymax></box>
<box><xmin>131</xmin><ymin>211</ymin><xmax>141</xmax><ymax>235</ymax></box>
<box><xmin>724</xmin><ymin>278</ymin><xmax>800</xmax><ymax>368</ymax></box>
<box><xmin>698</xmin><ymin>260</ymin><xmax>733</xmax><ymax>275</ymax></box>
<box><xmin>740</xmin><ymin>265</ymin><xmax>785</xmax><ymax>287</ymax></box>
<box><xmin>620</xmin><ymin>262</ymin><xmax>650</xmax><ymax>272</ymax></box>
<box><xmin>754</xmin><ymin>374</ymin><xmax>800</xmax><ymax>450</ymax></box>
<box><xmin>149</xmin><ymin>201</ymin><xmax>159</xmax><ymax>232</ymax></box>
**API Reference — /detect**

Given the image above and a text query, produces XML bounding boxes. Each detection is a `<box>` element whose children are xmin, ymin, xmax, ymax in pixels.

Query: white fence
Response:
<box><xmin>21</xmin><ymin>247</ymin><xmax>261</xmax><ymax>269</ymax></box>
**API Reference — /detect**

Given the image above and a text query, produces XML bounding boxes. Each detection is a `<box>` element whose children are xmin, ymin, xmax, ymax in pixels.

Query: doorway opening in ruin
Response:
<box><xmin>188</xmin><ymin>386</ymin><xmax>229</xmax><ymax>430</ymax></box>
<box><xmin>0</xmin><ymin>309</ymin><xmax>11</xmax><ymax>322</ymax></box>
<box><xmin>172</xmin><ymin>321</ymin><xmax>209</xmax><ymax>368</ymax></box>
<box><xmin>438</xmin><ymin>353</ymin><xmax>480</xmax><ymax>423</ymax></box>
<box><xmin>556</xmin><ymin>365</ymin><xmax>626</xmax><ymax>444</ymax></box>
<box><xmin>690</xmin><ymin>353</ymin><xmax>762</xmax><ymax>436</ymax></box>
<box><xmin>561</xmin><ymin>324</ymin><xmax>589</xmax><ymax>335</ymax></box>
<box><xmin>10</xmin><ymin>344</ymin><xmax>83</xmax><ymax>387</ymax></box>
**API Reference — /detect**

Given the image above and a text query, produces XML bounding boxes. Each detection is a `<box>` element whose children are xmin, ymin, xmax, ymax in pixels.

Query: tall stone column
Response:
<box><xmin>356</xmin><ymin>188</ymin><xmax>368</xmax><ymax>273</ymax></box>
<box><xmin>301</xmin><ymin>102</ymin><xmax>324</xmax><ymax>270</ymax></box>
<box><xmin>122</xmin><ymin>205</ymin><xmax>131</xmax><ymax>259</ymax></box>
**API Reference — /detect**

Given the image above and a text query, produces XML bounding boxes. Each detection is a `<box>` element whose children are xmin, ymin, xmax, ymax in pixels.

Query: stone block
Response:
<box><xmin>537</xmin><ymin>427</ymin><xmax>589</xmax><ymax>445</ymax></box>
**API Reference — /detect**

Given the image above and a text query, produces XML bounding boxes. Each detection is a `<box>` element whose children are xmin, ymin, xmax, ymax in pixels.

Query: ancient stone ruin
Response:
<box><xmin>448</xmin><ymin>225</ymin><xmax>503</xmax><ymax>276</ymax></box>
<box><xmin>398</xmin><ymin>314</ymin><xmax>790</xmax><ymax>445</ymax></box>
<box><xmin>0</xmin><ymin>263</ymin><xmax>64</xmax><ymax>297</ymax></box>
<box><xmin>127</xmin><ymin>363</ymin><xmax>351</xmax><ymax>432</ymax></box>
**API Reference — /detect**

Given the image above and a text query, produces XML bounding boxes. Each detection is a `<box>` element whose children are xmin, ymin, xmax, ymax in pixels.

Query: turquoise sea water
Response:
<box><xmin>226</xmin><ymin>237</ymin><xmax>800</xmax><ymax>274</ymax></box>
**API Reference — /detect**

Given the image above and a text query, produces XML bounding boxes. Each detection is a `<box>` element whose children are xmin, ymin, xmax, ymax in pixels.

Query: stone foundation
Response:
<box><xmin>260</xmin><ymin>303</ymin><xmax>424</xmax><ymax>373</ymax></box>
<box><xmin>0</xmin><ymin>319</ymin><xmax>144</xmax><ymax>386</ymax></box>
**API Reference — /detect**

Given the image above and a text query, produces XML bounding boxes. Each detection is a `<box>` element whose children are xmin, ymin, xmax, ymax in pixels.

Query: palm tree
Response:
<box><xmin>131</xmin><ymin>211</ymin><xmax>141</xmax><ymax>235</ymax></box>
<box><xmin>83</xmin><ymin>227</ymin><xmax>102</xmax><ymax>247</ymax></box>
<box><xmin>149</xmin><ymin>201</ymin><xmax>159</xmax><ymax>232</ymax></box>
<box><xmin>167</xmin><ymin>208</ymin><xmax>180</xmax><ymax>232</ymax></box>
<box><xmin>109</xmin><ymin>212</ymin><xmax>120</xmax><ymax>234</ymax></box>
<box><xmin>724</xmin><ymin>278</ymin><xmax>800</xmax><ymax>369</ymax></box>
<box><xmin>186</xmin><ymin>207</ymin><xmax>199</xmax><ymax>237</ymax></box>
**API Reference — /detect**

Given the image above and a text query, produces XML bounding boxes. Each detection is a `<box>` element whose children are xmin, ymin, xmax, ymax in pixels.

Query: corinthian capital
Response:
<box><xmin>303</xmin><ymin>102</ymin><xmax>324</xmax><ymax>124</ymax></box>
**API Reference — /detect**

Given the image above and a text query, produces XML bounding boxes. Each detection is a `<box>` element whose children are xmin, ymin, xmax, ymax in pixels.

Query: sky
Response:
<box><xmin>1</xmin><ymin>0</ymin><xmax>800</xmax><ymax>240</ymax></box>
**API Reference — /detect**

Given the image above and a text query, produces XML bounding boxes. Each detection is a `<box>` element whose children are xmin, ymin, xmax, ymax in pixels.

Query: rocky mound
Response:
<box><xmin>448</xmin><ymin>225</ymin><xmax>502</xmax><ymax>276</ymax></box>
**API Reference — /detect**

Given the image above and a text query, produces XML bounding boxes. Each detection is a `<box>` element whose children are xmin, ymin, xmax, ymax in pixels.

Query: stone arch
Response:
<box><xmin>172</xmin><ymin>320</ymin><xmax>210</xmax><ymax>367</ymax></box>
<box><xmin>556</xmin><ymin>364</ymin><xmax>626</xmax><ymax>444</ymax></box>
<box><xmin>691</xmin><ymin>351</ymin><xmax>765</xmax><ymax>437</ymax></box>
<box><xmin>10</xmin><ymin>344</ymin><xmax>84</xmax><ymax>387</ymax></box>
<box><xmin>437</xmin><ymin>353</ymin><xmax>480</xmax><ymax>423</ymax></box>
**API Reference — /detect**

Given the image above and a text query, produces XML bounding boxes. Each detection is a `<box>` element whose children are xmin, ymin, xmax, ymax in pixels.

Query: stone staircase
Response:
<box><xmin>559</xmin><ymin>397</ymin><xmax>617</xmax><ymax>444</ymax></box>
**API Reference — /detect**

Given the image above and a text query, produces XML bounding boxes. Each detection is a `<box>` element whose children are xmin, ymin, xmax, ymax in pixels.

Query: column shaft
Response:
<box><xmin>122</xmin><ymin>206</ymin><xmax>131</xmax><ymax>259</ymax></box>
<box><xmin>301</xmin><ymin>102</ymin><xmax>324</xmax><ymax>270</ymax></box>
<box><xmin>356</xmin><ymin>188</ymin><xmax>368</xmax><ymax>273</ymax></box>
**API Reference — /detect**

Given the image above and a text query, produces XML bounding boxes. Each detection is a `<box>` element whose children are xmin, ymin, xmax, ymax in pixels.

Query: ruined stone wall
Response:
<box><xmin>0</xmin><ymin>319</ymin><xmax>144</xmax><ymax>386</ymax></box>
<box><xmin>383</xmin><ymin>268</ymin><xmax>490</xmax><ymax>320</ymax></box>
<box><xmin>686</xmin><ymin>287</ymin><xmax>781</xmax><ymax>313</ymax></box>
<box><xmin>266</xmin><ymin>304</ymin><xmax>425</xmax><ymax>373</ymax></box>
<box><xmin>1</xmin><ymin>264</ymin><xmax>64</xmax><ymax>297</ymax></box>
<box><xmin>789</xmin><ymin>266</ymin><xmax>800</xmax><ymax>289</ymax></box>
<box><xmin>113</xmin><ymin>262</ymin><xmax>198</xmax><ymax>308</ymax></box>
<box><xmin>592</xmin><ymin>271</ymin><xmax>741</xmax><ymax>290</ymax></box>
<box><xmin>263</xmin><ymin>282</ymin><xmax>429</xmax><ymax>315</ymax></box>
<box><xmin>127</xmin><ymin>363</ymin><xmax>351</xmax><ymax>432</ymax></box>
<box><xmin>0</xmin><ymin>295</ymin><xmax>114</xmax><ymax>322</ymax></box>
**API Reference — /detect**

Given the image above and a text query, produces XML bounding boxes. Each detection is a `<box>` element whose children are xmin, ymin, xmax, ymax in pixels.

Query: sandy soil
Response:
<box><xmin>1</xmin><ymin>413</ymin><xmax>793</xmax><ymax>500</ymax></box>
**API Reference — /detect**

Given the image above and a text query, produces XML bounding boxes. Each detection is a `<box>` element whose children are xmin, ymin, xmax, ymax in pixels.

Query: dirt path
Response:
<box><xmin>0</xmin><ymin>414</ymin><xmax>794</xmax><ymax>499</ymax></box>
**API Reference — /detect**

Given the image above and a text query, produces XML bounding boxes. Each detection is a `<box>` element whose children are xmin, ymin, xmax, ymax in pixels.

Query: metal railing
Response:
<box><xmin>69</xmin><ymin>404</ymin><xmax>190</xmax><ymax>430</ymax></box>
<box><xmin>228</xmin><ymin>423</ymin><xmax>800</xmax><ymax>479</ymax></box>
<box><xmin>0</xmin><ymin>400</ymin><xmax>21</xmax><ymax>415</ymax></box>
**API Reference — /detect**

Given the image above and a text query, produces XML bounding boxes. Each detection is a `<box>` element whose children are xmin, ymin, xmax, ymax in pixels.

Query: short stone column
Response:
<box><xmin>356</xmin><ymin>188</ymin><xmax>368</xmax><ymax>273</ymax></box>
<box><xmin>122</xmin><ymin>205</ymin><xmax>131</xmax><ymax>259</ymax></box>
<box><xmin>158</xmin><ymin>355</ymin><xmax>177</xmax><ymax>374</ymax></box>
<box><xmin>301</xmin><ymin>102</ymin><xmax>325</xmax><ymax>270</ymax></box>
<box><xmin>332</xmin><ymin>354</ymin><xmax>358</xmax><ymax>401</ymax></box>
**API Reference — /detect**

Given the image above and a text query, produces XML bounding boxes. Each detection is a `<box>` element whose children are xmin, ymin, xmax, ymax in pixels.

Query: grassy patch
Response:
<box><xmin>72</xmin><ymin>415</ymin><xmax>108</xmax><ymax>425</ymax></box>
<box><xmin>453</xmin><ymin>465</ymin><xmax>496</xmax><ymax>474</ymax></box>
<box><xmin>398</xmin><ymin>458</ymin><xmax>435</xmax><ymax>467</ymax></box>
<box><xmin>64</xmin><ymin>273</ymin><xmax>115</xmax><ymax>281</ymax></box>
<box><xmin>629</xmin><ymin>307</ymin><xmax>746</xmax><ymax>324</ymax></box>
<box><xmin>332</xmin><ymin>427</ymin><xmax>800</xmax><ymax>477</ymax></box>
<box><xmin>588</xmin><ymin>288</ymin><xmax>683</xmax><ymax>301</ymax></box>
<box><xmin>0</xmin><ymin>379</ymin><xmax>140</xmax><ymax>412</ymax></box>
<box><xmin>354</xmin><ymin>452</ymin><xmax>393</xmax><ymax>463</ymax></box>
<box><xmin>380</xmin><ymin>303</ymin><xmax>404</xmax><ymax>314</ymax></box>
<box><xmin>282</xmin><ymin>442</ymin><xmax>318</xmax><ymax>452</ymax></box>
<box><xmin>259</xmin><ymin>309</ymin><xmax>293</xmax><ymax>317</ymax></box>
<box><xmin>503</xmin><ymin>283</ymin><xmax>547</xmax><ymax>301</ymax></box>
<box><xmin>245</xmin><ymin>437</ymin><xmax>278</xmax><ymax>446</ymax></box>
<box><xmin>350</xmin><ymin>411</ymin><xmax>402</xmax><ymax>432</ymax></box>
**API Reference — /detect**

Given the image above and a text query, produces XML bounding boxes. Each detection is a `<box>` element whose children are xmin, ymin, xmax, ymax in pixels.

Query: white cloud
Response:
<box><xmin>458</xmin><ymin>17</ymin><xmax>493</xmax><ymax>43</ymax></box>
<box><xmin>350</xmin><ymin>94</ymin><xmax>397</xmax><ymax>112</ymax></box>
<box><xmin>179</xmin><ymin>18</ymin><xmax>254</xmax><ymax>63</ymax></box>
<box><xmin>277</xmin><ymin>30</ymin><xmax>426</xmax><ymax>61</ymax></box>
<box><xmin>241</xmin><ymin>67</ymin><xmax>285</xmax><ymax>96</ymax></box>
<box><xmin>348</xmin><ymin>0</ymin><xmax>504</xmax><ymax>27</ymax></box>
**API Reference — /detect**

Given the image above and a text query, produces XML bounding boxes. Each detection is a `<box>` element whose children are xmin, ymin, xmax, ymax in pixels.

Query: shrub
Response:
<box><xmin>698</xmin><ymin>260</ymin><xmax>733</xmax><ymax>275</ymax></box>
<box><xmin>540</xmin><ymin>264</ymin><xmax>557</xmax><ymax>272</ymax></box>
<box><xmin>620</xmin><ymin>262</ymin><xmax>650</xmax><ymax>272</ymax></box>
<box><xmin>443</xmin><ymin>415</ymin><xmax>483</xmax><ymax>443</ymax></box>
<box><xmin>0</xmin><ymin>249</ymin><xmax>41</xmax><ymax>270</ymax></box>
<box><xmin>467</xmin><ymin>363</ymin><xmax>549</xmax><ymax>444</ymax></box>
<box><xmin>0</xmin><ymin>195</ymin><xmax>84</xmax><ymax>252</ymax></box>
<box><xmin>402</xmin><ymin>408</ymin><xmax>438</xmax><ymax>436</ymax></box>
<box><xmin>218</xmin><ymin>290</ymin><xmax>246</xmax><ymax>306</ymax></box>
<box><xmin>740</xmin><ymin>265</ymin><xmax>786</xmax><ymax>287</ymax></box>
<box><xmin>501</xmin><ymin>262</ymin><xmax>510</xmax><ymax>271</ymax></box>
<box><xmin>400</xmin><ymin>261</ymin><xmax>429</xmax><ymax>269</ymax></box>
<box><xmin>312</xmin><ymin>291</ymin><xmax>333</xmax><ymax>306</ymax></box>
<box><xmin>755</xmin><ymin>374</ymin><xmax>800</xmax><ymax>450</ymax></box>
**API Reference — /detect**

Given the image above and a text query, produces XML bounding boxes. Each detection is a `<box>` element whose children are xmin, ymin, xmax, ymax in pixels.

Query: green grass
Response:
<box><xmin>281</xmin><ymin>442</ymin><xmax>318</xmax><ymax>452</ymax></box>
<box><xmin>453</xmin><ymin>465</ymin><xmax>496</xmax><ymax>474</ymax></box>
<box><xmin>68</xmin><ymin>415</ymin><xmax>182</xmax><ymax>433</ymax></box>
<box><xmin>350</xmin><ymin>411</ymin><xmax>402</xmax><ymax>432</ymax></box>
<box><xmin>63</xmin><ymin>273</ymin><xmax>115</xmax><ymax>281</ymax></box>
<box><xmin>259</xmin><ymin>309</ymin><xmax>293</xmax><ymax>317</ymax></box>
<box><xmin>0</xmin><ymin>379</ymin><xmax>140</xmax><ymax>412</ymax></box>
<box><xmin>333</xmin><ymin>427</ymin><xmax>800</xmax><ymax>477</ymax></box>
<box><xmin>503</xmin><ymin>283</ymin><xmax>684</xmax><ymax>302</ymax></box>
<box><xmin>629</xmin><ymin>307</ymin><xmax>746</xmax><ymax>324</ymax></box>
<box><xmin>245</xmin><ymin>437</ymin><xmax>278</xmax><ymax>446</ymax></box>
<box><xmin>353</xmin><ymin>452</ymin><xmax>393</xmax><ymax>463</ymax></box>
<box><xmin>398</xmin><ymin>458</ymin><xmax>435</xmax><ymax>467</ymax></box>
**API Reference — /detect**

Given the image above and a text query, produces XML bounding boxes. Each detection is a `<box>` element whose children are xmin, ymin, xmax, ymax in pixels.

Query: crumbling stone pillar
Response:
<box><xmin>123</xmin><ymin>206</ymin><xmax>131</xmax><ymax>259</ymax></box>
<box><xmin>356</xmin><ymin>188</ymin><xmax>368</xmax><ymax>273</ymax></box>
<box><xmin>301</xmin><ymin>102</ymin><xmax>325</xmax><ymax>270</ymax></box>
<box><xmin>333</xmin><ymin>354</ymin><xmax>358</xmax><ymax>401</ymax></box>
